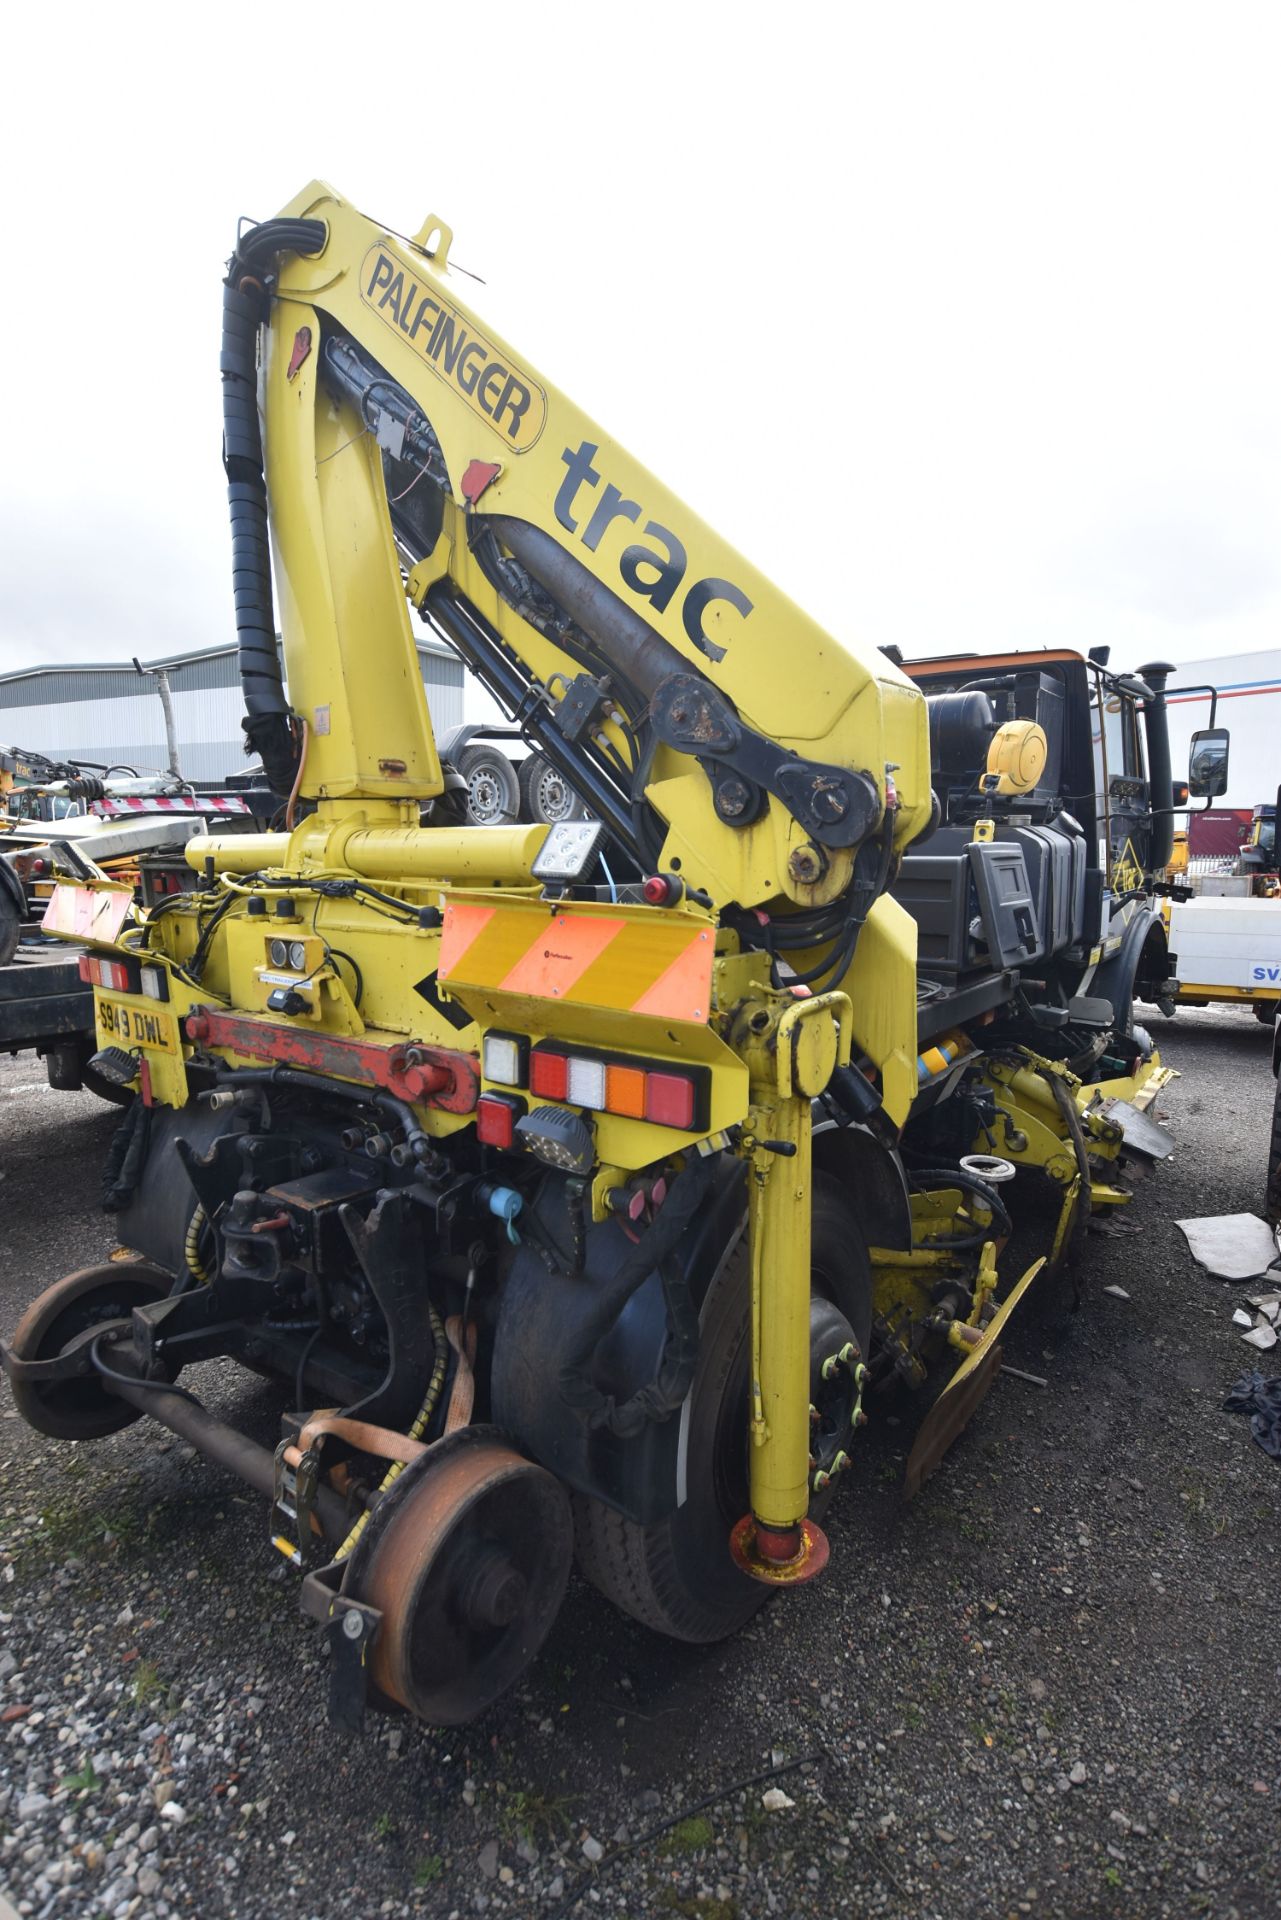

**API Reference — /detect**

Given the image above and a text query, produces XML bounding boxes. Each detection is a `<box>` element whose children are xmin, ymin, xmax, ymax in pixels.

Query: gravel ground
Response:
<box><xmin>2</xmin><ymin>1010</ymin><xmax>1280</xmax><ymax>1920</ymax></box>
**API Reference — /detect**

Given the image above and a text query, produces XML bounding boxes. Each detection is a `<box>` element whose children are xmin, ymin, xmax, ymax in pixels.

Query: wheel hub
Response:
<box><xmin>807</xmin><ymin>1299</ymin><xmax>864</xmax><ymax>1494</ymax></box>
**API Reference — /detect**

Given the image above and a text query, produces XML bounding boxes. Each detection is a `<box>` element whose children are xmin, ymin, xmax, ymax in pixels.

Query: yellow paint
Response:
<box><xmin>30</xmin><ymin>181</ymin><xmax>952</xmax><ymax>1570</ymax></box>
<box><xmin>1174</xmin><ymin>981</ymin><xmax>1281</xmax><ymax>1005</ymax></box>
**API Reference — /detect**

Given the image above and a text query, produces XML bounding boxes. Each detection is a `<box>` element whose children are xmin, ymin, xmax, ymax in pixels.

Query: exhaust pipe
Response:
<box><xmin>1138</xmin><ymin>660</ymin><xmax>1175</xmax><ymax>873</ymax></box>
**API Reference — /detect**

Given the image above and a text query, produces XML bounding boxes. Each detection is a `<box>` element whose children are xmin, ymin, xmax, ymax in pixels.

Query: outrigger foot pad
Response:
<box><xmin>729</xmin><ymin>1514</ymin><xmax>829</xmax><ymax>1586</ymax></box>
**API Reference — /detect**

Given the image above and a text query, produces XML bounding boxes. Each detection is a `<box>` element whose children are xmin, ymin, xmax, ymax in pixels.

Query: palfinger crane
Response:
<box><xmin>3</xmin><ymin>184</ymin><xmax>1172</xmax><ymax>1726</ymax></box>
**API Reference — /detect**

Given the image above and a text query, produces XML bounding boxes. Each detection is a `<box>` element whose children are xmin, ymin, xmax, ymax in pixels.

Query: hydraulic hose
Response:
<box><xmin>1046</xmin><ymin>1073</ymin><xmax>1092</xmax><ymax>1261</ymax></box>
<box><xmin>907</xmin><ymin>1165</ymin><xmax>1013</xmax><ymax>1244</ymax></box>
<box><xmin>221</xmin><ymin>218</ymin><xmax>326</xmax><ymax>798</ymax></box>
<box><xmin>210</xmin><ymin>1065</ymin><xmax>435</xmax><ymax>1166</ymax></box>
<box><xmin>333</xmin><ymin>1301</ymin><xmax>448</xmax><ymax>1563</ymax></box>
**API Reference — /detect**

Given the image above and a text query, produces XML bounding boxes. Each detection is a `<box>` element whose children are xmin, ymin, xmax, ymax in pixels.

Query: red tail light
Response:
<box><xmin>526</xmin><ymin>1042</ymin><xmax>707</xmax><ymax>1132</ymax></box>
<box><xmin>529</xmin><ymin>1049</ymin><xmax>569</xmax><ymax>1101</ymax></box>
<box><xmin>645</xmin><ymin>1071</ymin><xmax>697</xmax><ymax>1130</ymax></box>
<box><xmin>477</xmin><ymin>1093</ymin><xmax>526</xmax><ymax>1149</ymax></box>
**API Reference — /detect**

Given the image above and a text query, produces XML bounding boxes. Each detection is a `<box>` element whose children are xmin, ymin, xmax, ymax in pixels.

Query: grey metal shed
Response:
<box><xmin>0</xmin><ymin>638</ymin><xmax>466</xmax><ymax>783</ymax></box>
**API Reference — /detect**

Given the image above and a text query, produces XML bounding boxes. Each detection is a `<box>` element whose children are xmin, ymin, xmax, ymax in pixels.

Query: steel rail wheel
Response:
<box><xmin>353</xmin><ymin>1426</ymin><xmax>572</xmax><ymax>1726</ymax></box>
<box><xmin>572</xmin><ymin>1171</ymin><xmax>872</xmax><ymax>1643</ymax></box>
<box><xmin>6</xmin><ymin>1262</ymin><xmax>175</xmax><ymax>1440</ymax></box>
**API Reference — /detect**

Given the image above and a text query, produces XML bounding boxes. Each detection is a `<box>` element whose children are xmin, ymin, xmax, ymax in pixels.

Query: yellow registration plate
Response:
<box><xmin>96</xmin><ymin>993</ymin><xmax>181</xmax><ymax>1058</ymax></box>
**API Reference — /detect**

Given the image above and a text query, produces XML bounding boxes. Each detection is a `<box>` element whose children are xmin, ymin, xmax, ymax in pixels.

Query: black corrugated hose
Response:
<box><xmin>221</xmin><ymin>218</ymin><xmax>326</xmax><ymax>798</ymax></box>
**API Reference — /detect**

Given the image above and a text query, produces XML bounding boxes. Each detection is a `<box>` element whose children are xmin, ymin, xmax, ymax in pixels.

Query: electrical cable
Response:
<box><xmin>326</xmin><ymin>947</ymin><xmax>364</xmax><ymax>1007</ymax></box>
<box><xmin>90</xmin><ymin>1336</ymin><xmax>205</xmax><ymax>1410</ymax></box>
<box><xmin>294</xmin><ymin>1326</ymin><xmax>324</xmax><ymax>1413</ymax></box>
<box><xmin>284</xmin><ymin>718</ymin><xmax>309</xmax><ymax>829</ymax></box>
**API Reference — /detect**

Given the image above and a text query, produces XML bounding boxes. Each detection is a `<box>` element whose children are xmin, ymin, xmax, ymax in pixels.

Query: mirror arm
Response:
<box><xmin>1175</xmin><ymin>683</ymin><xmax>1220</xmax><ymax>726</ymax></box>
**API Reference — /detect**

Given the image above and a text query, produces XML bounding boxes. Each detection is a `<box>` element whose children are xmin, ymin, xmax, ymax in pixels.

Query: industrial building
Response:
<box><xmin>0</xmin><ymin>638</ymin><xmax>466</xmax><ymax>783</ymax></box>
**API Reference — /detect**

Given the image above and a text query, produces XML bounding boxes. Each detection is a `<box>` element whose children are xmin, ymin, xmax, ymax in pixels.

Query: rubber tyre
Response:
<box><xmin>1255</xmin><ymin>1001</ymin><xmax>1280</xmax><ymax>1026</ymax></box>
<box><xmin>457</xmin><ymin>746</ymin><xmax>520</xmax><ymax>827</ymax></box>
<box><xmin>519</xmin><ymin>753</ymin><xmax>589</xmax><ymax>827</ymax></box>
<box><xmin>1267</xmin><ymin>1073</ymin><xmax>1281</xmax><ymax>1224</ymax></box>
<box><xmin>7</xmin><ymin>1262</ymin><xmax>175</xmax><ymax>1441</ymax></box>
<box><xmin>572</xmin><ymin>1173</ymin><xmax>872</xmax><ymax>1643</ymax></box>
<box><xmin>0</xmin><ymin>887</ymin><xmax>20</xmax><ymax>967</ymax></box>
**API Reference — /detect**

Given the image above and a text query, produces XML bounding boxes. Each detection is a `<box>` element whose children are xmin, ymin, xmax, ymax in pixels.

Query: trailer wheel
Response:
<box><xmin>0</xmin><ymin>887</ymin><xmax>20</xmax><ymax>966</ymax></box>
<box><xmin>572</xmin><ymin>1174</ymin><xmax>871</xmax><ymax>1643</ymax></box>
<box><xmin>457</xmin><ymin>745</ymin><xmax>520</xmax><ymax>827</ymax></box>
<box><xmin>519</xmin><ymin>753</ymin><xmax>589</xmax><ymax>827</ymax></box>
<box><xmin>1267</xmin><ymin>1074</ymin><xmax>1281</xmax><ymax>1225</ymax></box>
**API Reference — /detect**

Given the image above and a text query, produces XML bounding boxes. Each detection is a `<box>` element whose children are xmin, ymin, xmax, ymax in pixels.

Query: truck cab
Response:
<box><xmin>889</xmin><ymin>649</ymin><xmax>1178</xmax><ymax>1057</ymax></box>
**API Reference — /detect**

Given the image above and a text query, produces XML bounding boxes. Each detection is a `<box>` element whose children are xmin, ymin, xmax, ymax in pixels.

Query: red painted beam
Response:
<box><xmin>184</xmin><ymin>1008</ymin><xmax>479</xmax><ymax>1113</ymax></box>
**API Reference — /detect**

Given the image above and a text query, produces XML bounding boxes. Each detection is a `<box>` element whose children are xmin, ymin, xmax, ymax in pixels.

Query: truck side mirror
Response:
<box><xmin>1188</xmin><ymin>727</ymin><xmax>1229</xmax><ymax>799</ymax></box>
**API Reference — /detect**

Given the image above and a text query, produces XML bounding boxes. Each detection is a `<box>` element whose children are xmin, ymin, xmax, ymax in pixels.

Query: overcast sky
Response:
<box><xmin>1</xmin><ymin>2</ymin><xmax>1277</xmax><ymax>720</ymax></box>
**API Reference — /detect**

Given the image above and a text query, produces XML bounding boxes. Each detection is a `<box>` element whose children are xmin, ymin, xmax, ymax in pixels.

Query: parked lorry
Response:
<box><xmin>1</xmin><ymin>185</ymin><xmax>1212</xmax><ymax>1730</ymax></box>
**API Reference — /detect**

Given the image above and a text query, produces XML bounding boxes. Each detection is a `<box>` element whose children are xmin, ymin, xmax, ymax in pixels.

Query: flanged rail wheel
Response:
<box><xmin>354</xmin><ymin>1427</ymin><xmax>572</xmax><ymax>1726</ymax></box>
<box><xmin>572</xmin><ymin>1172</ymin><xmax>872</xmax><ymax>1643</ymax></box>
<box><xmin>6</xmin><ymin>1262</ymin><xmax>175</xmax><ymax>1441</ymax></box>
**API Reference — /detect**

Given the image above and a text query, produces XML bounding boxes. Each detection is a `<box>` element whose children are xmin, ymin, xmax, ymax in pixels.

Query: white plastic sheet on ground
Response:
<box><xmin>1176</xmin><ymin>1213</ymin><xmax>1281</xmax><ymax>1282</ymax></box>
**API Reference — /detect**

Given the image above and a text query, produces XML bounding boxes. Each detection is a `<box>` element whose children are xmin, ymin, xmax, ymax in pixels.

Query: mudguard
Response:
<box><xmin>0</xmin><ymin>856</ymin><xmax>26</xmax><ymax>918</ymax></box>
<box><xmin>113</xmin><ymin>1101</ymin><xmax>230</xmax><ymax>1275</ymax></box>
<box><xmin>491</xmin><ymin>1157</ymin><xmax>747</xmax><ymax>1525</ymax></box>
<box><xmin>1093</xmin><ymin>902</ymin><xmax>1167</xmax><ymax>1030</ymax></box>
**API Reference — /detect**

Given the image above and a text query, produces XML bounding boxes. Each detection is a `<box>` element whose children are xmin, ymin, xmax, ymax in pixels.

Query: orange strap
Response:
<box><xmin>444</xmin><ymin>1315</ymin><xmax>478</xmax><ymax>1434</ymax></box>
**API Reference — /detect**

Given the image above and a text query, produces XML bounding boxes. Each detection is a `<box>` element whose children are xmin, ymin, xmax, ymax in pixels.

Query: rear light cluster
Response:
<box><xmin>78</xmin><ymin>953</ymin><xmax>169</xmax><ymax>1001</ymax></box>
<box><xmin>477</xmin><ymin>1030</ymin><xmax>708</xmax><ymax>1147</ymax></box>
